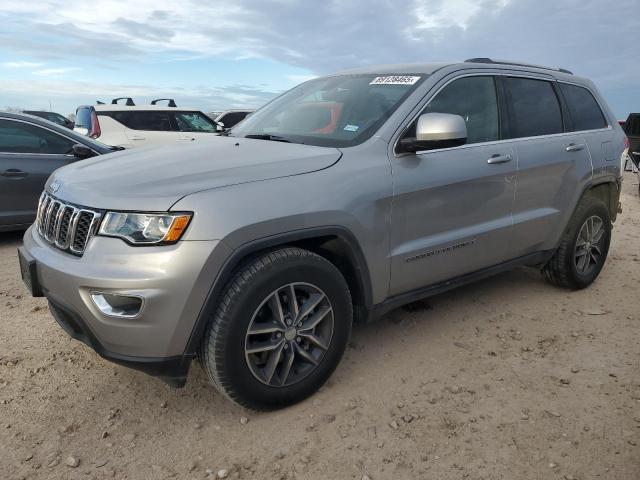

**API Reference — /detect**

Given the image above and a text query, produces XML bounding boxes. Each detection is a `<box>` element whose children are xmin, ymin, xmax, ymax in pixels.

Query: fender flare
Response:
<box><xmin>183</xmin><ymin>226</ymin><xmax>374</xmax><ymax>356</ymax></box>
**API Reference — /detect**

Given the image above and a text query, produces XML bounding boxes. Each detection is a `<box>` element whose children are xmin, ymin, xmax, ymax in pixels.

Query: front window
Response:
<box><xmin>173</xmin><ymin>112</ymin><xmax>217</xmax><ymax>132</ymax></box>
<box><xmin>230</xmin><ymin>74</ymin><xmax>426</xmax><ymax>147</ymax></box>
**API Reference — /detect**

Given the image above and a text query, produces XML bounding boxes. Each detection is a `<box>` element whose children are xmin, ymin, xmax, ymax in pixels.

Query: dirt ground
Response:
<box><xmin>1</xmin><ymin>174</ymin><xmax>639</xmax><ymax>480</ymax></box>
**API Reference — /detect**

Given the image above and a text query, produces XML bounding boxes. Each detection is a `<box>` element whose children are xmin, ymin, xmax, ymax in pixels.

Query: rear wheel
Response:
<box><xmin>200</xmin><ymin>247</ymin><xmax>352</xmax><ymax>410</ymax></box>
<box><xmin>544</xmin><ymin>196</ymin><xmax>611</xmax><ymax>289</ymax></box>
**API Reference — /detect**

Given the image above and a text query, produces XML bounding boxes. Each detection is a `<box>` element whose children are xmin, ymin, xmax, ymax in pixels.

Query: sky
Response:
<box><xmin>0</xmin><ymin>0</ymin><xmax>638</xmax><ymax>118</ymax></box>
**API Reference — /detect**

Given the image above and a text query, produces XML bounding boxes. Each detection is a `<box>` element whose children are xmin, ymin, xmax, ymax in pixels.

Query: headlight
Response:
<box><xmin>98</xmin><ymin>212</ymin><xmax>192</xmax><ymax>245</ymax></box>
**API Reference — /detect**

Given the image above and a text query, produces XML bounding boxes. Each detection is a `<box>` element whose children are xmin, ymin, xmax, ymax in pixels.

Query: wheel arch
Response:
<box><xmin>183</xmin><ymin>226</ymin><xmax>374</xmax><ymax>356</ymax></box>
<box><xmin>580</xmin><ymin>177</ymin><xmax>621</xmax><ymax>223</ymax></box>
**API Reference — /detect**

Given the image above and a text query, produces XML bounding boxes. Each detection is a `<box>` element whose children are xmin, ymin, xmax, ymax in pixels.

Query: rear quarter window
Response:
<box><xmin>559</xmin><ymin>83</ymin><xmax>608</xmax><ymax>131</ymax></box>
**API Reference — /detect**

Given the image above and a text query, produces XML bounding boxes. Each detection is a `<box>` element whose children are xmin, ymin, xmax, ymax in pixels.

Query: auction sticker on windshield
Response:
<box><xmin>369</xmin><ymin>75</ymin><xmax>421</xmax><ymax>85</ymax></box>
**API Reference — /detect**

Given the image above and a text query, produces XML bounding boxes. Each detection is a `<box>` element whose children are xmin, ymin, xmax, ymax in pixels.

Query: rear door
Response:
<box><xmin>121</xmin><ymin>111</ymin><xmax>178</xmax><ymax>146</ymax></box>
<box><xmin>0</xmin><ymin>118</ymin><xmax>76</xmax><ymax>228</ymax></box>
<box><xmin>503</xmin><ymin>76</ymin><xmax>593</xmax><ymax>256</ymax></box>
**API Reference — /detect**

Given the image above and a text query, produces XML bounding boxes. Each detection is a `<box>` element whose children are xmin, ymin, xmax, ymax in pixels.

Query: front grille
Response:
<box><xmin>35</xmin><ymin>193</ymin><xmax>101</xmax><ymax>256</ymax></box>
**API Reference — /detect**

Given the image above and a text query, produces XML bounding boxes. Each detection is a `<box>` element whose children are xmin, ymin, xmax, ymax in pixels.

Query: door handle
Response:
<box><xmin>565</xmin><ymin>143</ymin><xmax>585</xmax><ymax>152</ymax></box>
<box><xmin>128</xmin><ymin>135</ymin><xmax>145</xmax><ymax>141</ymax></box>
<box><xmin>1</xmin><ymin>169</ymin><xmax>28</xmax><ymax>179</ymax></box>
<box><xmin>487</xmin><ymin>154</ymin><xmax>512</xmax><ymax>165</ymax></box>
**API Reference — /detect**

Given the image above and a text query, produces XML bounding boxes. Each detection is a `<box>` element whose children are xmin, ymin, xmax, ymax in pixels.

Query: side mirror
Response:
<box><xmin>399</xmin><ymin>113</ymin><xmax>467</xmax><ymax>153</ymax></box>
<box><xmin>216</xmin><ymin>121</ymin><xmax>225</xmax><ymax>132</ymax></box>
<box><xmin>72</xmin><ymin>143</ymin><xmax>96</xmax><ymax>159</ymax></box>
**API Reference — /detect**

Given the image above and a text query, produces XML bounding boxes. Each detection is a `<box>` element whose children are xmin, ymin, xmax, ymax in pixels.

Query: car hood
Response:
<box><xmin>46</xmin><ymin>136</ymin><xmax>342</xmax><ymax>210</ymax></box>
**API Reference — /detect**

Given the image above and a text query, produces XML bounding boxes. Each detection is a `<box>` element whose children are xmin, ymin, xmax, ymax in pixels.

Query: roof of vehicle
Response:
<box><xmin>23</xmin><ymin>110</ymin><xmax>64</xmax><ymax>115</ymax></box>
<box><xmin>336</xmin><ymin>59</ymin><xmax>578</xmax><ymax>80</ymax></box>
<box><xmin>0</xmin><ymin>111</ymin><xmax>114</xmax><ymax>153</ymax></box>
<box><xmin>91</xmin><ymin>104</ymin><xmax>202</xmax><ymax>112</ymax></box>
<box><xmin>217</xmin><ymin>109</ymin><xmax>255</xmax><ymax>114</ymax></box>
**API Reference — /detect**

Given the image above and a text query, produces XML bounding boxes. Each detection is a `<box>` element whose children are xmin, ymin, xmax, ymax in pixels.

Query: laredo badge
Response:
<box><xmin>370</xmin><ymin>75</ymin><xmax>421</xmax><ymax>85</ymax></box>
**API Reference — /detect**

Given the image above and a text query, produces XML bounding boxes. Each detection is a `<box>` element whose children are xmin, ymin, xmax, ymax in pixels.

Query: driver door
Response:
<box><xmin>389</xmin><ymin>75</ymin><xmax>517</xmax><ymax>296</ymax></box>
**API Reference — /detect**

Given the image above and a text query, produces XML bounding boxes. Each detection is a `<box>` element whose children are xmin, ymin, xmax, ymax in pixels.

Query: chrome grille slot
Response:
<box><xmin>36</xmin><ymin>192</ymin><xmax>101</xmax><ymax>256</ymax></box>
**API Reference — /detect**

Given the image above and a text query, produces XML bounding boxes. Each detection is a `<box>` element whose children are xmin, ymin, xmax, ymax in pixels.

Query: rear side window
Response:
<box><xmin>559</xmin><ymin>84</ymin><xmax>607</xmax><ymax>131</ymax></box>
<box><xmin>0</xmin><ymin>119</ymin><xmax>74</xmax><ymax>154</ymax></box>
<box><xmin>101</xmin><ymin>111</ymin><xmax>173</xmax><ymax>131</ymax></box>
<box><xmin>504</xmin><ymin>77</ymin><xmax>563</xmax><ymax>138</ymax></box>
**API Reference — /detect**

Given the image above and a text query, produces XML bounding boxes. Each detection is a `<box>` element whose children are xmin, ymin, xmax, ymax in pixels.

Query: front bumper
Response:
<box><xmin>20</xmin><ymin>225</ymin><xmax>230</xmax><ymax>386</ymax></box>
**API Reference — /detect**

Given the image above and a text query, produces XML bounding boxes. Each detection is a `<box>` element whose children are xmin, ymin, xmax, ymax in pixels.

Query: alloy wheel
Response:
<box><xmin>574</xmin><ymin>215</ymin><xmax>605</xmax><ymax>275</ymax></box>
<box><xmin>244</xmin><ymin>282</ymin><xmax>334</xmax><ymax>387</ymax></box>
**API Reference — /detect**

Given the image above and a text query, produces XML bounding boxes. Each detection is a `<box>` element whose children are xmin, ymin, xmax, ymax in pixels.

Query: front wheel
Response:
<box><xmin>199</xmin><ymin>247</ymin><xmax>352</xmax><ymax>410</ymax></box>
<box><xmin>544</xmin><ymin>196</ymin><xmax>612</xmax><ymax>289</ymax></box>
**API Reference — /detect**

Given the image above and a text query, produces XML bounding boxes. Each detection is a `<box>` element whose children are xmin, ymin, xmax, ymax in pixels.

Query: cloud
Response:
<box><xmin>2</xmin><ymin>61</ymin><xmax>44</xmax><ymax>68</ymax></box>
<box><xmin>1</xmin><ymin>0</ymin><xmax>638</xmax><ymax>115</ymax></box>
<box><xmin>33</xmin><ymin>67</ymin><xmax>80</xmax><ymax>76</ymax></box>
<box><xmin>0</xmin><ymin>77</ymin><xmax>279</xmax><ymax>112</ymax></box>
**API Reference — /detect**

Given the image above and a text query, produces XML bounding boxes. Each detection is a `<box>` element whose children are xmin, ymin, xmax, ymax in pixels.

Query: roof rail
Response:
<box><xmin>111</xmin><ymin>97</ymin><xmax>136</xmax><ymax>106</ymax></box>
<box><xmin>464</xmin><ymin>58</ymin><xmax>573</xmax><ymax>75</ymax></box>
<box><xmin>96</xmin><ymin>100</ymin><xmax>105</xmax><ymax>105</ymax></box>
<box><xmin>151</xmin><ymin>98</ymin><xmax>177</xmax><ymax>107</ymax></box>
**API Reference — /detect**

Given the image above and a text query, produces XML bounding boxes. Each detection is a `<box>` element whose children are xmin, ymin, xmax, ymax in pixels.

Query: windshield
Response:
<box><xmin>230</xmin><ymin>74</ymin><xmax>426</xmax><ymax>147</ymax></box>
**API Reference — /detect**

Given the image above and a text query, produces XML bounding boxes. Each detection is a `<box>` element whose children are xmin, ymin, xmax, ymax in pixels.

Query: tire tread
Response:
<box><xmin>199</xmin><ymin>247</ymin><xmax>350</xmax><ymax>410</ymax></box>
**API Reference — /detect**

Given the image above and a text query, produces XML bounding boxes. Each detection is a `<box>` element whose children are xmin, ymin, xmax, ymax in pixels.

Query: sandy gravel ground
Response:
<box><xmin>1</xmin><ymin>174</ymin><xmax>639</xmax><ymax>480</ymax></box>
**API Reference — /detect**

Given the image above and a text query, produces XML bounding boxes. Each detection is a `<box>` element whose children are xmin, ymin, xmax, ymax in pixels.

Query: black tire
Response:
<box><xmin>199</xmin><ymin>247</ymin><xmax>352</xmax><ymax>410</ymax></box>
<box><xmin>544</xmin><ymin>195</ymin><xmax>612</xmax><ymax>289</ymax></box>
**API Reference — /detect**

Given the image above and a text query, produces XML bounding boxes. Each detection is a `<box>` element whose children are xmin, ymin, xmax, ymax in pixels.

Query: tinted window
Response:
<box><xmin>47</xmin><ymin>113</ymin><xmax>70</xmax><ymax>126</ymax></box>
<box><xmin>173</xmin><ymin>112</ymin><xmax>217</xmax><ymax>132</ymax></box>
<box><xmin>102</xmin><ymin>111</ymin><xmax>173</xmax><ymax>131</ymax></box>
<box><xmin>0</xmin><ymin>119</ymin><xmax>74</xmax><ymax>154</ymax></box>
<box><xmin>504</xmin><ymin>77</ymin><xmax>563</xmax><ymax>138</ymax></box>
<box><xmin>413</xmin><ymin>76</ymin><xmax>499</xmax><ymax>144</ymax></box>
<box><xmin>218</xmin><ymin>112</ymin><xmax>250</xmax><ymax>128</ymax></box>
<box><xmin>559</xmin><ymin>84</ymin><xmax>607</xmax><ymax>131</ymax></box>
<box><xmin>625</xmin><ymin>115</ymin><xmax>640</xmax><ymax>136</ymax></box>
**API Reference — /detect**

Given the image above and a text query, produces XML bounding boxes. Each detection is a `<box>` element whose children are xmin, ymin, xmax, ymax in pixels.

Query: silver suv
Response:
<box><xmin>18</xmin><ymin>59</ymin><xmax>624</xmax><ymax>409</ymax></box>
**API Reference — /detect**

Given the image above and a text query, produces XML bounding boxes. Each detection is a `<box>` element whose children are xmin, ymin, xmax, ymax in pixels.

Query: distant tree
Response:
<box><xmin>5</xmin><ymin>106</ymin><xmax>24</xmax><ymax>113</ymax></box>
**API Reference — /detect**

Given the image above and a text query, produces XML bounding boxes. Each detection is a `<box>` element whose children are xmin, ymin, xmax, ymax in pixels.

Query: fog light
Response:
<box><xmin>91</xmin><ymin>292</ymin><xmax>143</xmax><ymax>318</ymax></box>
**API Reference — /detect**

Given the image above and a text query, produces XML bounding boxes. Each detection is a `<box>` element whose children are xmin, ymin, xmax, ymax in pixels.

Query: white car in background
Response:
<box><xmin>74</xmin><ymin>98</ymin><xmax>219</xmax><ymax>148</ymax></box>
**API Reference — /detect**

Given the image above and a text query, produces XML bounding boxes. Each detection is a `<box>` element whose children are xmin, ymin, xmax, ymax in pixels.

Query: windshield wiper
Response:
<box><xmin>244</xmin><ymin>133</ymin><xmax>294</xmax><ymax>143</ymax></box>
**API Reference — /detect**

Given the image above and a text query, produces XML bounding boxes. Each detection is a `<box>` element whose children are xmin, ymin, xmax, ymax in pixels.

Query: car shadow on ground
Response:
<box><xmin>0</xmin><ymin>230</ymin><xmax>25</xmax><ymax>248</ymax></box>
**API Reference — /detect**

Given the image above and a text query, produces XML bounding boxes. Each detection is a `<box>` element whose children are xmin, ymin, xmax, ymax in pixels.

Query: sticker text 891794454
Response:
<box><xmin>369</xmin><ymin>75</ymin><xmax>421</xmax><ymax>85</ymax></box>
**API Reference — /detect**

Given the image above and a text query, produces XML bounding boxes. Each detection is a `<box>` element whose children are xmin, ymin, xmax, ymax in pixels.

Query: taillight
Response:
<box><xmin>90</xmin><ymin>111</ymin><xmax>101</xmax><ymax>139</ymax></box>
<box><xmin>624</xmin><ymin>136</ymin><xmax>629</xmax><ymax>149</ymax></box>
